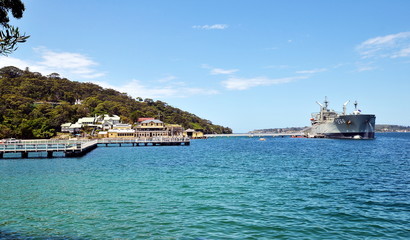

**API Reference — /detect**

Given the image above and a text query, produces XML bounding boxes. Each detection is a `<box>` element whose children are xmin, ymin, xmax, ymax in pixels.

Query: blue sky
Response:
<box><xmin>1</xmin><ymin>0</ymin><xmax>410</xmax><ymax>132</ymax></box>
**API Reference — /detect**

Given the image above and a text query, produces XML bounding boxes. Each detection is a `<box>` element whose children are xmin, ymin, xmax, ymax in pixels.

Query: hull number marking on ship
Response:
<box><xmin>335</xmin><ymin>119</ymin><xmax>346</xmax><ymax>124</ymax></box>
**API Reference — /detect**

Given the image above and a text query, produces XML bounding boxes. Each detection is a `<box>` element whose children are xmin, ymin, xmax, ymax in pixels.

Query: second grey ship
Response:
<box><xmin>304</xmin><ymin>97</ymin><xmax>376</xmax><ymax>139</ymax></box>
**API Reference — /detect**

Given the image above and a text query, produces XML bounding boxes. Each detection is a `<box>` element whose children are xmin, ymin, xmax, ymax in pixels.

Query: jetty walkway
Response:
<box><xmin>0</xmin><ymin>137</ymin><xmax>190</xmax><ymax>159</ymax></box>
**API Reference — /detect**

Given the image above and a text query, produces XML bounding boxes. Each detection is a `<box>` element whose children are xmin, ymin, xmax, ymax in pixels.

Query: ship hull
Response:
<box><xmin>306</xmin><ymin>114</ymin><xmax>376</xmax><ymax>139</ymax></box>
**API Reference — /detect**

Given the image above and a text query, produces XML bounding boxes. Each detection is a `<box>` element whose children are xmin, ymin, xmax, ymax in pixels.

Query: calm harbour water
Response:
<box><xmin>0</xmin><ymin>133</ymin><xmax>409</xmax><ymax>239</ymax></box>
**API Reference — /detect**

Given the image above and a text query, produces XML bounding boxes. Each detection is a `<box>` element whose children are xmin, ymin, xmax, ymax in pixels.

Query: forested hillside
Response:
<box><xmin>0</xmin><ymin>66</ymin><xmax>232</xmax><ymax>139</ymax></box>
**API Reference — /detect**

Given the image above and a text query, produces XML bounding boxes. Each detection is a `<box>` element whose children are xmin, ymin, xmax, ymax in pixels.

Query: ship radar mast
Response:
<box><xmin>316</xmin><ymin>96</ymin><xmax>328</xmax><ymax>112</ymax></box>
<box><xmin>324</xmin><ymin>96</ymin><xmax>329</xmax><ymax>110</ymax></box>
<box><xmin>353</xmin><ymin>100</ymin><xmax>361</xmax><ymax>115</ymax></box>
<box><xmin>316</xmin><ymin>97</ymin><xmax>329</xmax><ymax>121</ymax></box>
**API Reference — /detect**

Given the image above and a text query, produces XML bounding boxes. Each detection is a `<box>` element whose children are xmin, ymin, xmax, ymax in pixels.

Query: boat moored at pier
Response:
<box><xmin>304</xmin><ymin>97</ymin><xmax>376</xmax><ymax>139</ymax></box>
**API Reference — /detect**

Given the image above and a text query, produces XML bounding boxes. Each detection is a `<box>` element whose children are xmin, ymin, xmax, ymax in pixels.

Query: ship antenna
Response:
<box><xmin>324</xmin><ymin>96</ymin><xmax>329</xmax><ymax>110</ymax></box>
<box><xmin>354</xmin><ymin>100</ymin><xmax>358</xmax><ymax>111</ymax></box>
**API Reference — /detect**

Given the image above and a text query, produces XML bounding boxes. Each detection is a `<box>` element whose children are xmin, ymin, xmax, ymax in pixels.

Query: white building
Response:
<box><xmin>60</xmin><ymin>114</ymin><xmax>122</xmax><ymax>134</ymax></box>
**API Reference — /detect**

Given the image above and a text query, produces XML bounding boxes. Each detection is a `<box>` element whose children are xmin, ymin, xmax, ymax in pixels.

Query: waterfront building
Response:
<box><xmin>60</xmin><ymin>114</ymin><xmax>122</xmax><ymax>133</ymax></box>
<box><xmin>112</xmin><ymin>123</ymin><xmax>132</xmax><ymax>130</ymax></box>
<box><xmin>61</xmin><ymin>115</ymin><xmax>186</xmax><ymax>139</ymax></box>
<box><xmin>68</xmin><ymin>123</ymin><xmax>82</xmax><ymax>134</ymax></box>
<box><xmin>61</xmin><ymin>123</ymin><xmax>72</xmax><ymax>133</ymax></box>
<box><xmin>101</xmin><ymin>121</ymin><xmax>113</xmax><ymax>131</ymax></box>
<box><xmin>108</xmin><ymin>129</ymin><xmax>135</xmax><ymax>138</ymax></box>
<box><xmin>102</xmin><ymin>115</ymin><xmax>121</xmax><ymax>125</ymax></box>
<box><xmin>137</xmin><ymin>117</ymin><xmax>155</xmax><ymax>123</ymax></box>
<box><xmin>166</xmin><ymin>124</ymin><xmax>184</xmax><ymax>136</ymax></box>
<box><xmin>97</xmin><ymin>131</ymin><xmax>108</xmax><ymax>138</ymax></box>
<box><xmin>135</xmin><ymin>119</ymin><xmax>168</xmax><ymax>138</ymax></box>
<box><xmin>77</xmin><ymin>117</ymin><xmax>97</xmax><ymax>126</ymax></box>
<box><xmin>183</xmin><ymin>129</ymin><xmax>205</xmax><ymax>139</ymax></box>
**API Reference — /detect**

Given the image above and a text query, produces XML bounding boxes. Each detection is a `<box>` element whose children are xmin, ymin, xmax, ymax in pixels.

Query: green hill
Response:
<box><xmin>0</xmin><ymin>66</ymin><xmax>232</xmax><ymax>139</ymax></box>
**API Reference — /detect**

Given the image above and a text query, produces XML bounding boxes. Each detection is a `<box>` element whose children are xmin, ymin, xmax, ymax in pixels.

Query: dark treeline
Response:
<box><xmin>0</xmin><ymin>66</ymin><xmax>232</xmax><ymax>139</ymax></box>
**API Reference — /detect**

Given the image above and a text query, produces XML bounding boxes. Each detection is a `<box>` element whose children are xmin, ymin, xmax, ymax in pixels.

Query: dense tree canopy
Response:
<box><xmin>0</xmin><ymin>66</ymin><xmax>232</xmax><ymax>139</ymax></box>
<box><xmin>0</xmin><ymin>0</ymin><xmax>29</xmax><ymax>55</ymax></box>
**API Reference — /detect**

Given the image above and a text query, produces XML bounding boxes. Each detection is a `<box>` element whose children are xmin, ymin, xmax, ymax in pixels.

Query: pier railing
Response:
<box><xmin>98</xmin><ymin>137</ymin><xmax>190</xmax><ymax>144</ymax></box>
<box><xmin>0</xmin><ymin>137</ymin><xmax>189</xmax><ymax>158</ymax></box>
<box><xmin>0</xmin><ymin>139</ymin><xmax>98</xmax><ymax>153</ymax></box>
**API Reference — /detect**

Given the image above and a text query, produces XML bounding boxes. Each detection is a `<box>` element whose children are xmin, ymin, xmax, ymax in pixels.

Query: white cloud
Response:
<box><xmin>0</xmin><ymin>56</ymin><xmax>30</xmax><ymax>69</ymax></box>
<box><xmin>391</xmin><ymin>47</ymin><xmax>410</xmax><ymax>58</ymax></box>
<box><xmin>202</xmin><ymin>64</ymin><xmax>238</xmax><ymax>75</ymax></box>
<box><xmin>221</xmin><ymin>76</ymin><xmax>307</xmax><ymax>90</ymax></box>
<box><xmin>355</xmin><ymin>62</ymin><xmax>377</xmax><ymax>72</ymax></box>
<box><xmin>356</xmin><ymin>66</ymin><xmax>376</xmax><ymax>72</ymax></box>
<box><xmin>0</xmin><ymin>47</ymin><xmax>104</xmax><ymax>79</ymax></box>
<box><xmin>157</xmin><ymin>75</ymin><xmax>177</xmax><ymax>83</ymax></box>
<box><xmin>296</xmin><ymin>68</ymin><xmax>327</xmax><ymax>74</ymax></box>
<box><xmin>92</xmin><ymin>79</ymin><xmax>219</xmax><ymax>99</ymax></box>
<box><xmin>192</xmin><ymin>24</ymin><xmax>229</xmax><ymax>30</ymax></box>
<box><xmin>35</xmin><ymin>48</ymin><xmax>97</xmax><ymax>69</ymax></box>
<box><xmin>211</xmin><ymin>68</ymin><xmax>238</xmax><ymax>75</ymax></box>
<box><xmin>357</xmin><ymin>32</ymin><xmax>410</xmax><ymax>59</ymax></box>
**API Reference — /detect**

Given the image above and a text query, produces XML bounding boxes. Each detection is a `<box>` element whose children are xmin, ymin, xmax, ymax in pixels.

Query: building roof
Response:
<box><xmin>103</xmin><ymin>115</ymin><xmax>120</xmax><ymax>121</ymax></box>
<box><xmin>114</xmin><ymin>123</ymin><xmax>132</xmax><ymax>127</ymax></box>
<box><xmin>184</xmin><ymin>129</ymin><xmax>196</xmax><ymax>132</ymax></box>
<box><xmin>141</xmin><ymin>119</ymin><xmax>163</xmax><ymax>124</ymax></box>
<box><xmin>138</xmin><ymin>117</ymin><xmax>155</xmax><ymax>122</ymax></box>
<box><xmin>61</xmin><ymin>123</ymin><xmax>72</xmax><ymax>127</ymax></box>
<box><xmin>69</xmin><ymin>123</ymin><xmax>82</xmax><ymax>129</ymax></box>
<box><xmin>77</xmin><ymin>117</ymin><xmax>96</xmax><ymax>123</ymax></box>
<box><xmin>98</xmin><ymin>131</ymin><xmax>108</xmax><ymax>134</ymax></box>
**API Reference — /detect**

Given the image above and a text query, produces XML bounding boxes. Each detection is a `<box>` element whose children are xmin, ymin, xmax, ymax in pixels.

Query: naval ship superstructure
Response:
<box><xmin>304</xmin><ymin>97</ymin><xmax>376</xmax><ymax>139</ymax></box>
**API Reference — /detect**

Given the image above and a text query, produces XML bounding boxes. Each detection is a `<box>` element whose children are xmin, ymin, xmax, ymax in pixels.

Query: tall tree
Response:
<box><xmin>0</xmin><ymin>0</ymin><xmax>29</xmax><ymax>55</ymax></box>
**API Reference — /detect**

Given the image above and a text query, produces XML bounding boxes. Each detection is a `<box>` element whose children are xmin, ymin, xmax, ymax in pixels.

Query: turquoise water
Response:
<box><xmin>1</xmin><ymin>133</ymin><xmax>409</xmax><ymax>239</ymax></box>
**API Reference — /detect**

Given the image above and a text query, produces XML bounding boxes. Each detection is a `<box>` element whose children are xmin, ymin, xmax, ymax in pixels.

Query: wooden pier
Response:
<box><xmin>0</xmin><ymin>137</ymin><xmax>190</xmax><ymax>159</ymax></box>
<box><xmin>98</xmin><ymin>137</ymin><xmax>190</xmax><ymax>147</ymax></box>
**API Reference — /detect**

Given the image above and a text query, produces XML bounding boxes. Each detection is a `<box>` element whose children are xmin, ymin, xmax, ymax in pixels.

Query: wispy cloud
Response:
<box><xmin>192</xmin><ymin>24</ymin><xmax>229</xmax><ymax>30</ymax></box>
<box><xmin>0</xmin><ymin>47</ymin><xmax>105</xmax><ymax>79</ymax></box>
<box><xmin>157</xmin><ymin>75</ymin><xmax>177</xmax><ymax>83</ymax></box>
<box><xmin>264</xmin><ymin>65</ymin><xmax>291</xmax><ymax>69</ymax></box>
<box><xmin>355</xmin><ymin>62</ymin><xmax>377</xmax><ymax>72</ymax></box>
<box><xmin>202</xmin><ymin>64</ymin><xmax>238</xmax><ymax>75</ymax></box>
<box><xmin>211</xmin><ymin>68</ymin><xmax>238</xmax><ymax>75</ymax></box>
<box><xmin>221</xmin><ymin>76</ymin><xmax>307</xmax><ymax>90</ymax></box>
<box><xmin>296</xmin><ymin>68</ymin><xmax>327</xmax><ymax>74</ymax></box>
<box><xmin>357</xmin><ymin>32</ymin><xmax>410</xmax><ymax>58</ymax></box>
<box><xmin>356</xmin><ymin>66</ymin><xmax>376</xmax><ymax>72</ymax></box>
<box><xmin>93</xmin><ymin>79</ymin><xmax>219</xmax><ymax>99</ymax></box>
<box><xmin>391</xmin><ymin>47</ymin><xmax>410</xmax><ymax>58</ymax></box>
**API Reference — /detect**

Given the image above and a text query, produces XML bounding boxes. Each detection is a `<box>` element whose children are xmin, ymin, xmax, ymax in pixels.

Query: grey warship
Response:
<box><xmin>304</xmin><ymin>97</ymin><xmax>376</xmax><ymax>139</ymax></box>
